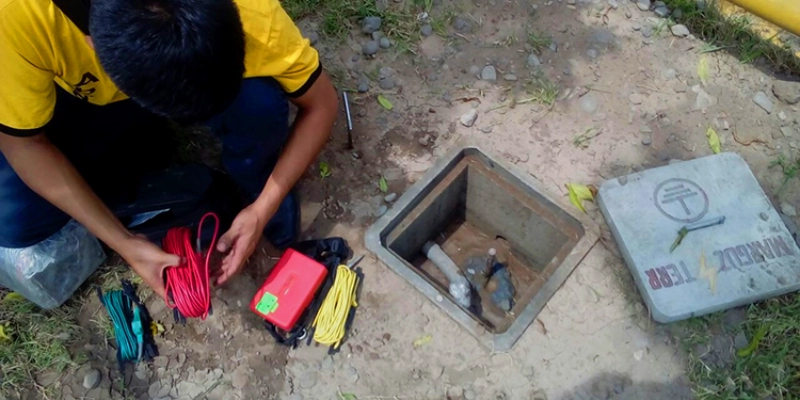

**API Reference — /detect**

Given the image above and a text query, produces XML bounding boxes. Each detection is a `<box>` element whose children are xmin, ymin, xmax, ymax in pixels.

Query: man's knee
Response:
<box><xmin>0</xmin><ymin>162</ymin><xmax>68</xmax><ymax>248</ymax></box>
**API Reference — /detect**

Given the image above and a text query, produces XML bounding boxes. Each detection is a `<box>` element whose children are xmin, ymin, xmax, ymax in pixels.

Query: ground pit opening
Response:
<box><xmin>384</xmin><ymin>154</ymin><xmax>585</xmax><ymax>334</ymax></box>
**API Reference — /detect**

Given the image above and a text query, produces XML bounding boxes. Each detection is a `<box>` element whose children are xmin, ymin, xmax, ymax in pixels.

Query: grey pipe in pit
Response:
<box><xmin>422</xmin><ymin>241</ymin><xmax>472</xmax><ymax>308</ymax></box>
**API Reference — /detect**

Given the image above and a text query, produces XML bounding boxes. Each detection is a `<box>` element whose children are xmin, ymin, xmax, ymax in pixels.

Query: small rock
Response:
<box><xmin>464</xmin><ymin>388</ymin><xmax>477</xmax><ymax>400</ymax></box>
<box><xmin>232</xmin><ymin>366</ymin><xmax>248</xmax><ymax>390</ymax></box>
<box><xmin>580</xmin><ymin>94</ymin><xmax>599</xmax><ymax>114</ymax></box>
<box><xmin>549</xmin><ymin>41</ymin><xmax>558</xmax><ymax>52</ymax></box>
<box><xmin>468</xmin><ymin>65</ymin><xmax>481</xmax><ymax>75</ymax></box>
<box><xmin>753</xmin><ymin>91</ymin><xmax>774</xmax><ymax>114</ymax></box>
<box><xmin>420</xmin><ymin>24</ymin><xmax>433</xmax><ymax>36</ymax></box>
<box><xmin>371</xmin><ymin>31</ymin><xmax>383</xmax><ymax>41</ymax></box>
<box><xmin>781</xmin><ymin>202</ymin><xmax>797</xmax><ymax>217</ymax></box>
<box><xmin>384</xmin><ymin>193</ymin><xmax>397</xmax><ymax>203</ymax></box>
<box><xmin>608</xmin><ymin>0</ymin><xmax>619</xmax><ymax>9</ymax></box>
<box><xmin>566</xmin><ymin>0</ymin><xmax>576</xmax><ymax>4</ymax></box>
<box><xmin>587</xmin><ymin>49</ymin><xmax>598</xmax><ymax>59</ymax></box>
<box><xmin>352</xmin><ymin>54</ymin><xmax>360</xmax><ymax>62</ymax></box>
<box><xmin>379</xmin><ymin>77</ymin><xmax>394</xmax><ymax>90</ymax></box>
<box><xmin>671</xmin><ymin>24</ymin><xmax>690</xmax><ymax>37</ymax></box>
<box><xmin>379</xmin><ymin>37</ymin><xmax>391</xmax><ymax>49</ymax></box>
<box><xmin>654</xmin><ymin>6</ymin><xmax>670</xmax><ymax>17</ymax></box>
<box><xmin>480</xmin><ymin>65</ymin><xmax>497</xmax><ymax>82</ymax></box>
<box><xmin>357</xmin><ymin>82</ymin><xmax>369</xmax><ymax>93</ymax></box>
<box><xmin>673</xmin><ymin>81</ymin><xmax>688</xmax><ymax>93</ymax></box>
<box><xmin>362</xmin><ymin>16</ymin><xmax>382</xmax><ymax>34</ymax></box>
<box><xmin>734</xmin><ymin>332</ymin><xmax>749</xmax><ymax>350</ymax></box>
<box><xmin>346</xmin><ymin>366</ymin><xmax>359</xmax><ymax>383</ymax></box>
<box><xmin>448</xmin><ymin>386</ymin><xmax>464</xmax><ymax>397</ymax></box>
<box><xmin>672</xmin><ymin>9</ymin><xmax>683</xmax><ymax>19</ymax></box>
<box><xmin>153</xmin><ymin>356</ymin><xmax>169</xmax><ymax>369</ymax></box>
<box><xmin>662</xmin><ymin>69</ymin><xmax>677</xmax><ymax>80</ymax></box>
<box><xmin>306</xmin><ymin>31</ymin><xmax>319</xmax><ymax>46</ymax></box>
<box><xmin>526</xmin><ymin>54</ymin><xmax>541</xmax><ymax>67</ymax></box>
<box><xmin>460</xmin><ymin>109</ymin><xmax>478</xmax><ymax>127</ymax></box>
<box><xmin>375</xmin><ymin>205</ymin><xmax>388</xmax><ymax>217</ymax></box>
<box><xmin>148</xmin><ymin>381</ymin><xmax>162</xmax><ymax>398</ymax></box>
<box><xmin>781</xmin><ymin>126</ymin><xmax>796</xmax><ymax>137</ymax></box>
<box><xmin>632</xmin><ymin>23</ymin><xmax>642</xmax><ymax>31</ymax></box>
<box><xmin>453</xmin><ymin>17</ymin><xmax>471</xmax><ymax>32</ymax></box>
<box><xmin>779</xmin><ymin>111</ymin><xmax>787</xmax><ymax>121</ymax></box>
<box><xmin>637</xmin><ymin>0</ymin><xmax>650</xmax><ymax>11</ymax></box>
<box><xmin>299</xmin><ymin>371</ymin><xmax>318</xmax><ymax>389</ymax></box>
<box><xmin>503</xmin><ymin>74</ymin><xmax>518</xmax><ymax>81</ymax></box>
<box><xmin>692</xmin><ymin>85</ymin><xmax>716</xmax><ymax>110</ymax></box>
<box><xmin>629</xmin><ymin>93</ymin><xmax>644</xmax><ymax>105</ymax></box>
<box><xmin>362</xmin><ymin>41</ymin><xmax>379</xmax><ymax>55</ymax></box>
<box><xmin>642</xmin><ymin>27</ymin><xmax>653</xmax><ymax>38</ymax></box>
<box><xmin>418</xmin><ymin>136</ymin><xmax>430</xmax><ymax>146</ymax></box>
<box><xmin>83</xmin><ymin>369</ymin><xmax>101</xmax><ymax>390</ymax></box>
<box><xmin>772</xmin><ymin>80</ymin><xmax>800</xmax><ymax>105</ymax></box>
<box><xmin>641</xmin><ymin>135</ymin><xmax>652</xmax><ymax>145</ymax></box>
<box><xmin>625</xmin><ymin>10</ymin><xmax>632</xmax><ymax>18</ymax></box>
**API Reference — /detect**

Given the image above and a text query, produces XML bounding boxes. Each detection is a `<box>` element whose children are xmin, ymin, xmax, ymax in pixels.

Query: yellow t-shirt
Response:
<box><xmin>0</xmin><ymin>0</ymin><xmax>320</xmax><ymax>135</ymax></box>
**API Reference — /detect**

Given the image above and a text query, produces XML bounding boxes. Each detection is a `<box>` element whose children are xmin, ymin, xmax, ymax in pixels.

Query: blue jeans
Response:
<box><xmin>0</xmin><ymin>78</ymin><xmax>291</xmax><ymax>248</ymax></box>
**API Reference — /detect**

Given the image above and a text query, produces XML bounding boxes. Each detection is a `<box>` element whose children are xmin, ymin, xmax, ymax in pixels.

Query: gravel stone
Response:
<box><xmin>362</xmin><ymin>16</ymin><xmax>382</xmax><ymax>34</ymax></box>
<box><xmin>632</xmin><ymin>23</ymin><xmax>642</xmax><ymax>31</ymax></box>
<box><xmin>653</xmin><ymin>6</ymin><xmax>670</xmax><ymax>17</ymax></box>
<box><xmin>299</xmin><ymin>371</ymin><xmax>318</xmax><ymax>389</ymax></box>
<box><xmin>420</xmin><ymin>24</ymin><xmax>433</xmax><ymax>36</ymax></box>
<box><xmin>549</xmin><ymin>41</ymin><xmax>558</xmax><ymax>52</ymax></box>
<box><xmin>637</xmin><ymin>0</ymin><xmax>651</xmax><ymax>11</ymax></box>
<box><xmin>503</xmin><ymin>74</ymin><xmax>517</xmax><ymax>81</ymax></box>
<box><xmin>629</xmin><ymin>93</ymin><xmax>644</xmax><ymax>105</ymax></box>
<box><xmin>641</xmin><ymin>135</ymin><xmax>652</xmax><ymax>145</ymax></box>
<box><xmin>673</xmin><ymin>81</ymin><xmax>688</xmax><ymax>93</ymax></box>
<box><xmin>772</xmin><ymin>80</ymin><xmax>800</xmax><ymax>105</ymax></box>
<box><xmin>671</xmin><ymin>24</ymin><xmax>690</xmax><ymax>37</ymax></box>
<box><xmin>384</xmin><ymin>193</ymin><xmax>397</xmax><ymax>203</ymax></box>
<box><xmin>357</xmin><ymin>82</ymin><xmax>369</xmax><ymax>93</ymax></box>
<box><xmin>781</xmin><ymin>126</ymin><xmax>796</xmax><ymax>137</ymax></box>
<box><xmin>587</xmin><ymin>49</ymin><xmax>598</xmax><ymax>59</ymax></box>
<box><xmin>464</xmin><ymin>388</ymin><xmax>477</xmax><ymax>400</ymax></box>
<box><xmin>379</xmin><ymin>77</ymin><xmax>394</xmax><ymax>90</ymax></box>
<box><xmin>752</xmin><ymin>91</ymin><xmax>774</xmax><ymax>114</ymax></box>
<box><xmin>781</xmin><ymin>202</ymin><xmax>797</xmax><ymax>217</ymax></box>
<box><xmin>460</xmin><ymin>109</ymin><xmax>478</xmax><ymax>127</ymax></box>
<box><xmin>362</xmin><ymin>41</ymin><xmax>379</xmax><ymax>55</ymax></box>
<box><xmin>625</xmin><ymin>10</ymin><xmax>632</xmax><ymax>18</ymax></box>
<box><xmin>371</xmin><ymin>31</ymin><xmax>383</xmax><ymax>41</ymax></box>
<box><xmin>642</xmin><ymin>27</ymin><xmax>653</xmax><ymax>38</ymax></box>
<box><xmin>480</xmin><ymin>65</ymin><xmax>497</xmax><ymax>82</ymax></box>
<box><xmin>469</xmin><ymin>65</ymin><xmax>481</xmax><ymax>75</ymax></box>
<box><xmin>526</xmin><ymin>54</ymin><xmax>541</xmax><ymax>67</ymax></box>
<box><xmin>453</xmin><ymin>17</ymin><xmax>471</xmax><ymax>32</ymax></box>
<box><xmin>608</xmin><ymin>0</ymin><xmax>619</xmax><ymax>9</ymax></box>
<box><xmin>579</xmin><ymin>94</ymin><xmax>599</xmax><ymax>114</ymax></box>
<box><xmin>376</xmin><ymin>205</ymin><xmax>388</xmax><ymax>217</ymax></box>
<box><xmin>662</xmin><ymin>68</ymin><xmax>677</xmax><ymax>80</ymax></box>
<box><xmin>379</xmin><ymin>37</ymin><xmax>391</xmax><ymax>49</ymax></box>
<box><xmin>734</xmin><ymin>332</ymin><xmax>749</xmax><ymax>350</ymax></box>
<box><xmin>83</xmin><ymin>369</ymin><xmax>101</xmax><ymax>390</ymax></box>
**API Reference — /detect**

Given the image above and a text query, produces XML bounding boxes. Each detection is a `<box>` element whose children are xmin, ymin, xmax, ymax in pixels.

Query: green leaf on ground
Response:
<box><xmin>706</xmin><ymin>127</ymin><xmax>721</xmax><ymax>154</ymax></box>
<box><xmin>319</xmin><ymin>161</ymin><xmax>331</xmax><ymax>179</ymax></box>
<box><xmin>738</xmin><ymin>325</ymin><xmax>768</xmax><ymax>357</ymax></box>
<box><xmin>413</xmin><ymin>334</ymin><xmax>432</xmax><ymax>348</ymax></box>
<box><xmin>379</xmin><ymin>176</ymin><xmax>388</xmax><ymax>193</ymax></box>
<box><xmin>377</xmin><ymin>95</ymin><xmax>394</xmax><ymax>110</ymax></box>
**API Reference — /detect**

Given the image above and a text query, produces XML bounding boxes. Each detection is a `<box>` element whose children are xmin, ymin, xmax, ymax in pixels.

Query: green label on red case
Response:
<box><xmin>255</xmin><ymin>292</ymin><xmax>279</xmax><ymax>315</ymax></box>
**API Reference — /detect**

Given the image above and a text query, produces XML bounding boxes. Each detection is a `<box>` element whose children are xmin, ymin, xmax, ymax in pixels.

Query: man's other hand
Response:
<box><xmin>214</xmin><ymin>204</ymin><xmax>267</xmax><ymax>285</ymax></box>
<box><xmin>119</xmin><ymin>236</ymin><xmax>181</xmax><ymax>299</ymax></box>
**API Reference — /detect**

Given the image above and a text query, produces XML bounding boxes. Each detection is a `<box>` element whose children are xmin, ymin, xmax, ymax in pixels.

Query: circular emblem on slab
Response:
<box><xmin>653</xmin><ymin>178</ymin><xmax>709</xmax><ymax>223</ymax></box>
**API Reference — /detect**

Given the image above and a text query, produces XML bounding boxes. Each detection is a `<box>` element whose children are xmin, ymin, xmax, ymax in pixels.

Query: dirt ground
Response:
<box><xmin>25</xmin><ymin>0</ymin><xmax>800</xmax><ymax>399</ymax></box>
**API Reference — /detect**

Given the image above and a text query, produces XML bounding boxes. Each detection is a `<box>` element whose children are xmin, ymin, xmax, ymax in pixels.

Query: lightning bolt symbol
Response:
<box><xmin>698</xmin><ymin>251</ymin><xmax>717</xmax><ymax>295</ymax></box>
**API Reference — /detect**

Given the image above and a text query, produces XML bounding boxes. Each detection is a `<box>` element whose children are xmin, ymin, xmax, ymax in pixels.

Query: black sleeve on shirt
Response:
<box><xmin>0</xmin><ymin>122</ymin><xmax>43</xmax><ymax>137</ymax></box>
<box><xmin>285</xmin><ymin>62</ymin><xmax>323</xmax><ymax>99</ymax></box>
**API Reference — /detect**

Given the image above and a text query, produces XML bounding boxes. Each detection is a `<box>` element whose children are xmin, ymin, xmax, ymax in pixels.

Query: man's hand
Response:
<box><xmin>214</xmin><ymin>204</ymin><xmax>269</xmax><ymax>285</ymax></box>
<box><xmin>118</xmin><ymin>236</ymin><xmax>181</xmax><ymax>299</ymax></box>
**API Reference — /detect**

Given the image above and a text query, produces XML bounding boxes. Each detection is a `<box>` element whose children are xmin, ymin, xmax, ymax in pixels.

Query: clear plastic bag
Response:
<box><xmin>0</xmin><ymin>220</ymin><xmax>106</xmax><ymax>309</ymax></box>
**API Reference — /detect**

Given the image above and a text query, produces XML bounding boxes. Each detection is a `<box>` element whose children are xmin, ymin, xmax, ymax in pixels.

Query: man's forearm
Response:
<box><xmin>0</xmin><ymin>133</ymin><xmax>133</xmax><ymax>251</ymax></box>
<box><xmin>251</xmin><ymin>71</ymin><xmax>338</xmax><ymax>221</ymax></box>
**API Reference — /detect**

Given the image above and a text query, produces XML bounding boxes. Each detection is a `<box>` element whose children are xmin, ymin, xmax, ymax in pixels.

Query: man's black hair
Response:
<box><xmin>89</xmin><ymin>0</ymin><xmax>245</xmax><ymax>123</ymax></box>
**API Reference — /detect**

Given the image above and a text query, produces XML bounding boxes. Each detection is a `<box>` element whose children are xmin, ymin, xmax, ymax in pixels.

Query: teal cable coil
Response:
<box><xmin>102</xmin><ymin>291</ymin><xmax>143</xmax><ymax>363</ymax></box>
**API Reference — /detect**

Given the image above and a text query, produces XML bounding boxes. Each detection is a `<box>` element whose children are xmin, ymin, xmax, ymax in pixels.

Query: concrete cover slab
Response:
<box><xmin>598</xmin><ymin>153</ymin><xmax>800</xmax><ymax>322</ymax></box>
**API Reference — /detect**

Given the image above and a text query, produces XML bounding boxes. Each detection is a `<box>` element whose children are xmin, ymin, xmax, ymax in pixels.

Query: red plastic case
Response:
<box><xmin>250</xmin><ymin>249</ymin><xmax>327</xmax><ymax>331</ymax></box>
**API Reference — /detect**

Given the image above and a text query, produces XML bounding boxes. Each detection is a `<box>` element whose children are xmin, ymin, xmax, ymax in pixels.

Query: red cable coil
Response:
<box><xmin>163</xmin><ymin>212</ymin><xmax>219</xmax><ymax>320</ymax></box>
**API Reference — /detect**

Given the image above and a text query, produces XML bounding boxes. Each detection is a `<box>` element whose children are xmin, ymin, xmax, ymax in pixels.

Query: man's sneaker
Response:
<box><xmin>264</xmin><ymin>192</ymin><xmax>300</xmax><ymax>249</ymax></box>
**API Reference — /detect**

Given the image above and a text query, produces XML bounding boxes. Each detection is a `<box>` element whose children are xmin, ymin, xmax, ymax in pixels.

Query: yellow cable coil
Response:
<box><xmin>312</xmin><ymin>265</ymin><xmax>359</xmax><ymax>348</ymax></box>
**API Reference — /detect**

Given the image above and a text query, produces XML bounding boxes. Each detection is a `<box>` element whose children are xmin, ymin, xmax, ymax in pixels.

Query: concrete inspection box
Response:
<box><xmin>598</xmin><ymin>153</ymin><xmax>800</xmax><ymax>322</ymax></box>
<box><xmin>366</xmin><ymin>146</ymin><xmax>599</xmax><ymax>351</ymax></box>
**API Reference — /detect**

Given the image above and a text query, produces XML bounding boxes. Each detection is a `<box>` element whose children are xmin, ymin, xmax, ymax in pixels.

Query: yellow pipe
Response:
<box><xmin>724</xmin><ymin>0</ymin><xmax>800</xmax><ymax>36</ymax></box>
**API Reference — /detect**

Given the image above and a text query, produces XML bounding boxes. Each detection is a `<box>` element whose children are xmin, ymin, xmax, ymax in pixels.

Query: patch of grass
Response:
<box><xmin>680</xmin><ymin>296</ymin><xmax>800</xmax><ymax>399</ymax></box>
<box><xmin>526</xmin><ymin>30</ymin><xmax>552</xmax><ymax>54</ymax></box>
<box><xmin>572</xmin><ymin>127</ymin><xmax>602</xmax><ymax>149</ymax></box>
<box><xmin>0</xmin><ymin>292</ymin><xmax>81</xmax><ymax>397</ymax></box>
<box><xmin>652</xmin><ymin>19</ymin><xmax>671</xmax><ymax>38</ymax></box>
<box><xmin>661</xmin><ymin>0</ymin><xmax>800</xmax><ymax>73</ymax></box>
<box><xmin>769</xmin><ymin>154</ymin><xmax>800</xmax><ymax>195</ymax></box>
<box><xmin>524</xmin><ymin>75</ymin><xmax>559</xmax><ymax>106</ymax></box>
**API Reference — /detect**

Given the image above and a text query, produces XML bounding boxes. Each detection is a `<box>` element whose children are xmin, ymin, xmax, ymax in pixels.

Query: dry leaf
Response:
<box><xmin>150</xmin><ymin>321</ymin><xmax>165</xmax><ymax>336</ymax></box>
<box><xmin>706</xmin><ymin>127</ymin><xmax>721</xmax><ymax>154</ymax></box>
<box><xmin>377</xmin><ymin>95</ymin><xmax>394</xmax><ymax>110</ymax></box>
<box><xmin>566</xmin><ymin>183</ymin><xmax>595</xmax><ymax>213</ymax></box>
<box><xmin>412</xmin><ymin>334</ymin><xmax>432</xmax><ymax>348</ymax></box>
<box><xmin>697</xmin><ymin>56</ymin><xmax>710</xmax><ymax>85</ymax></box>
